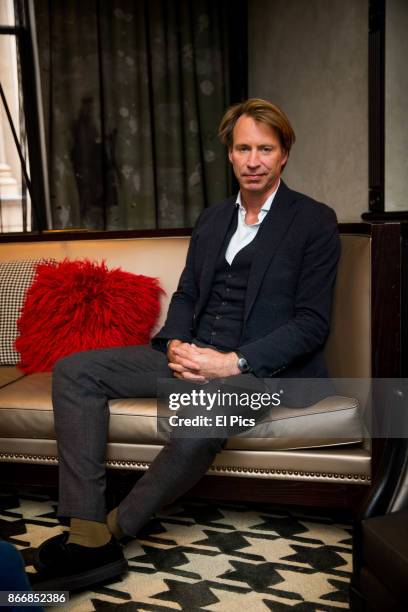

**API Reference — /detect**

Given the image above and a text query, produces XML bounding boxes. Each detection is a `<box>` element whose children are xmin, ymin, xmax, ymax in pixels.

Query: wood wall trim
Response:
<box><xmin>369</xmin><ymin>223</ymin><xmax>402</xmax><ymax>487</ymax></box>
<box><xmin>338</xmin><ymin>223</ymin><xmax>372</xmax><ymax>234</ymax></box>
<box><xmin>371</xmin><ymin>223</ymin><xmax>401</xmax><ymax>378</ymax></box>
<box><xmin>0</xmin><ymin>222</ymin><xmax>373</xmax><ymax>244</ymax></box>
<box><xmin>0</xmin><ymin>228</ymin><xmax>193</xmax><ymax>243</ymax></box>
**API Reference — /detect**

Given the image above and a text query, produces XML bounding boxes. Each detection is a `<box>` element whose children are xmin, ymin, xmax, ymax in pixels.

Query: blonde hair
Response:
<box><xmin>218</xmin><ymin>98</ymin><xmax>296</xmax><ymax>155</ymax></box>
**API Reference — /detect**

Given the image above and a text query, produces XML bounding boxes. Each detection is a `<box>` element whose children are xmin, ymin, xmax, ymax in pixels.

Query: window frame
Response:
<box><xmin>0</xmin><ymin>0</ymin><xmax>49</xmax><ymax>233</ymax></box>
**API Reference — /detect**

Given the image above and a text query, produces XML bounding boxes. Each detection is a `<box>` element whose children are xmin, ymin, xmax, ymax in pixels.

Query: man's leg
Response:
<box><xmin>115</xmin><ymin>373</ymin><xmax>272</xmax><ymax>536</ymax></box>
<box><xmin>53</xmin><ymin>345</ymin><xmax>227</xmax><ymax>537</ymax></box>
<box><xmin>52</xmin><ymin>344</ymin><xmax>171</xmax><ymax>522</ymax></box>
<box><xmin>32</xmin><ymin>348</ymin><xmax>270</xmax><ymax>588</ymax></box>
<box><xmin>30</xmin><ymin>345</ymin><xmax>173</xmax><ymax>589</ymax></box>
<box><xmin>53</xmin><ymin>348</ymin><xmax>266</xmax><ymax>535</ymax></box>
<box><xmin>116</xmin><ymin>436</ymin><xmax>225</xmax><ymax>536</ymax></box>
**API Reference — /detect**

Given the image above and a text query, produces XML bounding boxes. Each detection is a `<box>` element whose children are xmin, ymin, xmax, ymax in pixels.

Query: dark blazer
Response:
<box><xmin>153</xmin><ymin>181</ymin><xmax>341</xmax><ymax>379</ymax></box>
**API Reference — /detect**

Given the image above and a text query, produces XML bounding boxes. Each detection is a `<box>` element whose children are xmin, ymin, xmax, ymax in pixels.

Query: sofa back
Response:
<box><xmin>0</xmin><ymin>236</ymin><xmax>189</xmax><ymax>331</ymax></box>
<box><xmin>0</xmin><ymin>231</ymin><xmax>371</xmax><ymax>378</ymax></box>
<box><xmin>325</xmin><ymin>233</ymin><xmax>371</xmax><ymax>378</ymax></box>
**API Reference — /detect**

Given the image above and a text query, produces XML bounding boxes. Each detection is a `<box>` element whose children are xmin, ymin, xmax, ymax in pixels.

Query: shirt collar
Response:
<box><xmin>235</xmin><ymin>179</ymin><xmax>281</xmax><ymax>212</ymax></box>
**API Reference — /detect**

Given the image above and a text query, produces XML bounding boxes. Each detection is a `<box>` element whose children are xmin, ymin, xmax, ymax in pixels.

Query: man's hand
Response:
<box><xmin>166</xmin><ymin>340</ymin><xmax>207</xmax><ymax>382</ymax></box>
<box><xmin>168</xmin><ymin>344</ymin><xmax>240</xmax><ymax>381</ymax></box>
<box><xmin>166</xmin><ymin>339</ymin><xmax>184</xmax><ymax>363</ymax></box>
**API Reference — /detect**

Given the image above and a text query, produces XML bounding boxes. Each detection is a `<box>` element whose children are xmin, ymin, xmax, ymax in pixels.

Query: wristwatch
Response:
<box><xmin>236</xmin><ymin>351</ymin><xmax>251</xmax><ymax>373</ymax></box>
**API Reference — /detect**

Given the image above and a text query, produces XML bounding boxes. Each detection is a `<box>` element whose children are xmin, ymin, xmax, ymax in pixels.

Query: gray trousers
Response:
<box><xmin>52</xmin><ymin>344</ymin><xmax>268</xmax><ymax>537</ymax></box>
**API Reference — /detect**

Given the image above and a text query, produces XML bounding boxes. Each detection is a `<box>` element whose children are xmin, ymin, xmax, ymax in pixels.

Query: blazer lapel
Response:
<box><xmin>244</xmin><ymin>181</ymin><xmax>298</xmax><ymax>322</ymax></box>
<box><xmin>195</xmin><ymin>197</ymin><xmax>237</xmax><ymax>317</ymax></box>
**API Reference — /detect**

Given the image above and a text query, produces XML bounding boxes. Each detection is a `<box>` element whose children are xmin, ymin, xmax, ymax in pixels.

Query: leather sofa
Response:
<box><xmin>0</xmin><ymin>226</ymin><xmax>375</xmax><ymax>505</ymax></box>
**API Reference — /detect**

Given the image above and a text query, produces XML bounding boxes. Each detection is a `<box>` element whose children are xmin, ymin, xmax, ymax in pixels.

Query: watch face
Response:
<box><xmin>238</xmin><ymin>357</ymin><xmax>249</xmax><ymax>372</ymax></box>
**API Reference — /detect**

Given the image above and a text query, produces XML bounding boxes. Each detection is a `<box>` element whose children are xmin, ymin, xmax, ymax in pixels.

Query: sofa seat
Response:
<box><xmin>0</xmin><ymin>367</ymin><xmax>371</xmax><ymax>484</ymax></box>
<box><xmin>0</xmin><ymin>366</ymin><xmax>25</xmax><ymax>388</ymax></box>
<box><xmin>0</xmin><ymin>369</ymin><xmax>363</xmax><ymax>450</ymax></box>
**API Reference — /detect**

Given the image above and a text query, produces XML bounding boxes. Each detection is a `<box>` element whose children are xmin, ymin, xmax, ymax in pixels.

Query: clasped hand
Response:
<box><xmin>167</xmin><ymin>341</ymin><xmax>239</xmax><ymax>382</ymax></box>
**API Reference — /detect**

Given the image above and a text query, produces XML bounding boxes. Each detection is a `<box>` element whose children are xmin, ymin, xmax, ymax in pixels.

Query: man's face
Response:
<box><xmin>228</xmin><ymin>115</ymin><xmax>288</xmax><ymax>198</ymax></box>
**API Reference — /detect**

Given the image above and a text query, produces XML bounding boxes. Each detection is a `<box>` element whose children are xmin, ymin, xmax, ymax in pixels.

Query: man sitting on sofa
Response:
<box><xmin>31</xmin><ymin>98</ymin><xmax>340</xmax><ymax>591</ymax></box>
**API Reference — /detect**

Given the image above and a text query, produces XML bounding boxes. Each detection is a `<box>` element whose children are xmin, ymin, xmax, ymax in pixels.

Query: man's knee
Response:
<box><xmin>53</xmin><ymin>351</ymin><xmax>89</xmax><ymax>382</ymax></box>
<box><xmin>52</xmin><ymin>350</ymin><xmax>107</xmax><ymax>393</ymax></box>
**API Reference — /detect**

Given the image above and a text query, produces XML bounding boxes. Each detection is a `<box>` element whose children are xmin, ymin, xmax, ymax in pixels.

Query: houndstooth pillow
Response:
<box><xmin>0</xmin><ymin>259</ymin><xmax>54</xmax><ymax>365</ymax></box>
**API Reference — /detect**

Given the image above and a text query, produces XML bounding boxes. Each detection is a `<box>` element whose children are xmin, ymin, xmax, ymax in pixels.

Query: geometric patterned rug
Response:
<box><xmin>0</xmin><ymin>490</ymin><xmax>353</xmax><ymax>611</ymax></box>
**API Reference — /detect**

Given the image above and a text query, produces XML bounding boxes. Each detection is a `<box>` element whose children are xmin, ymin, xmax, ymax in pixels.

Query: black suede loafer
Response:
<box><xmin>29</xmin><ymin>536</ymin><xmax>128</xmax><ymax>592</ymax></box>
<box><xmin>33</xmin><ymin>531</ymin><xmax>69</xmax><ymax>571</ymax></box>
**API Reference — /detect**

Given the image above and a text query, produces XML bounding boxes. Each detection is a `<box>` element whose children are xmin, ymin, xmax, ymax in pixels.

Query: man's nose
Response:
<box><xmin>247</xmin><ymin>149</ymin><xmax>260</xmax><ymax>167</ymax></box>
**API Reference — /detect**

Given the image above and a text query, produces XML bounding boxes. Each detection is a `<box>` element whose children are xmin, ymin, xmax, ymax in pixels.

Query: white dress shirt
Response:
<box><xmin>225</xmin><ymin>181</ymin><xmax>280</xmax><ymax>265</ymax></box>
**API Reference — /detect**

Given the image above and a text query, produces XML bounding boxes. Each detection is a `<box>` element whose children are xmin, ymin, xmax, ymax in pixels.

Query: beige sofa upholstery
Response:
<box><xmin>0</xmin><ymin>232</ymin><xmax>371</xmax><ymax>486</ymax></box>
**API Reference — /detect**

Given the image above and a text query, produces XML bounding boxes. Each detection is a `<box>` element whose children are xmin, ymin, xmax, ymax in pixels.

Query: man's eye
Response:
<box><xmin>262</xmin><ymin>147</ymin><xmax>272</xmax><ymax>153</ymax></box>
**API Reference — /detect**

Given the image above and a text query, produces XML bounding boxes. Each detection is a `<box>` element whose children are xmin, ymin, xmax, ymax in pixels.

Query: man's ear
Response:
<box><xmin>228</xmin><ymin>147</ymin><xmax>233</xmax><ymax>163</ymax></box>
<box><xmin>281</xmin><ymin>149</ymin><xmax>289</xmax><ymax>168</ymax></box>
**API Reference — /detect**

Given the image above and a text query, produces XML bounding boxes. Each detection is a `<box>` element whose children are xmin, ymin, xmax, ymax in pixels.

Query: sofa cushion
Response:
<box><xmin>226</xmin><ymin>395</ymin><xmax>363</xmax><ymax>450</ymax></box>
<box><xmin>0</xmin><ymin>259</ymin><xmax>53</xmax><ymax>365</ymax></box>
<box><xmin>15</xmin><ymin>259</ymin><xmax>163</xmax><ymax>373</ymax></box>
<box><xmin>0</xmin><ymin>372</ymin><xmax>364</xmax><ymax>451</ymax></box>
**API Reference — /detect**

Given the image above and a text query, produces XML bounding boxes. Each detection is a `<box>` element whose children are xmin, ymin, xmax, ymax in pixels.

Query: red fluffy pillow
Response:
<box><xmin>15</xmin><ymin>259</ymin><xmax>163</xmax><ymax>373</ymax></box>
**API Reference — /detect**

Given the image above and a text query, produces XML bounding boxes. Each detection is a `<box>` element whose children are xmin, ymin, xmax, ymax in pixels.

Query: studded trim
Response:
<box><xmin>0</xmin><ymin>451</ymin><xmax>371</xmax><ymax>483</ymax></box>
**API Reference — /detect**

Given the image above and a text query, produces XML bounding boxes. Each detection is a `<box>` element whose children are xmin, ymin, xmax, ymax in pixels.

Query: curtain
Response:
<box><xmin>35</xmin><ymin>0</ymin><xmax>236</xmax><ymax>230</ymax></box>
